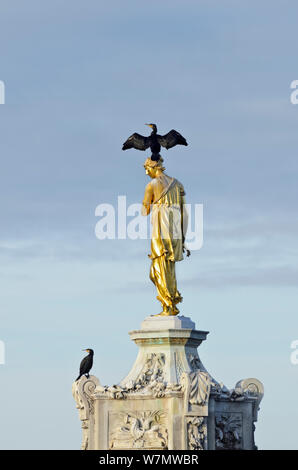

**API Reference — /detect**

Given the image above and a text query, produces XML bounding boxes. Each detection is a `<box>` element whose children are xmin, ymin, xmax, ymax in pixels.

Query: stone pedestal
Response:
<box><xmin>72</xmin><ymin>315</ymin><xmax>264</xmax><ymax>450</ymax></box>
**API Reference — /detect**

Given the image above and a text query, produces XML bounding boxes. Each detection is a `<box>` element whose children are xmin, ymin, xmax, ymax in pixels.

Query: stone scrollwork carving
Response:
<box><xmin>234</xmin><ymin>378</ymin><xmax>264</xmax><ymax>420</ymax></box>
<box><xmin>215</xmin><ymin>413</ymin><xmax>242</xmax><ymax>450</ymax></box>
<box><xmin>109</xmin><ymin>411</ymin><xmax>168</xmax><ymax>449</ymax></box>
<box><xmin>186</xmin><ymin>416</ymin><xmax>207</xmax><ymax>450</ymax></box>
<box><xmin>72</xmin><ymin>375</ymin><xmax>100</xmax><ymax>450</ymax></box>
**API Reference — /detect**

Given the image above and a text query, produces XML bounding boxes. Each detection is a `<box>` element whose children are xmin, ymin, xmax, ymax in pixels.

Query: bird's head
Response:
<box><xmin>83</xmin><ymin>348</ymin><xmax>94</xmax><ymax>354</ymax></box>
<box><xmin>145</xmin><ymin>123</ymin><xmax>157</xmax><ymax>133</ymax></box>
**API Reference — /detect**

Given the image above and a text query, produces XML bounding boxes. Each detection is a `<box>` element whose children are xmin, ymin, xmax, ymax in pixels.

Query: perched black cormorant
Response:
<box><xmin>122</xmin><ymin>124</ymin><xmax>188</xmax><ymax>161</ymax></box>
<box><xmin>75</xmin><ymin>348</ymin><xmax>94</xmax><ymax>381</ymax></box>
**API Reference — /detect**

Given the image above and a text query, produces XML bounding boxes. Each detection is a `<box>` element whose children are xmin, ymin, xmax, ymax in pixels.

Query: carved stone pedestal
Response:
<box><xmin>72</xmin><ymin>315</ymin><xmax>263</xmax><ymax>450</ymax></box>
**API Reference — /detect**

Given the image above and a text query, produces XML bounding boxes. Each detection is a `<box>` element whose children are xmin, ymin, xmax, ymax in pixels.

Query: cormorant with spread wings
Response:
<box><xmin>122</xmin><ymin>124</ymin><xmax>188</xmax><ymax>161</ymax></box>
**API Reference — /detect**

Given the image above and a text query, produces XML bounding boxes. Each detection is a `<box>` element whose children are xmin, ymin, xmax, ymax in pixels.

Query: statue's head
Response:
<box><xmin>144</xmin><ymin>157</ymin><xmax>165</xmax><ymax>178</ymax></box>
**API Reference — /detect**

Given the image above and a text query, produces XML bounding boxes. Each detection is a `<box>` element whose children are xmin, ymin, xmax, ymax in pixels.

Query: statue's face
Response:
<box><xmin>144</xmin><ymin>166</ymin><xmax>156</xmax><ymax>178</ymax></box>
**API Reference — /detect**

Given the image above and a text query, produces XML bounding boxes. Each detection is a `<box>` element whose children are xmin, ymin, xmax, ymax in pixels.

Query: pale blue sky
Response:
<box><xmin>0</xmin><ymin>0</ymin><xmax>297</xmax><ymax>449</ymax></box>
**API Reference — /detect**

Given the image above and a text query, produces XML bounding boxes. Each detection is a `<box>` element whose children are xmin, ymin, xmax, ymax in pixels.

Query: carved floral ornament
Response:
<box><xmin>215</xmin><ymin>413</ymin><xmax>242</xmax><ymax>450</ymax></box>
<box><xmin>186</xmin><ymin>416</ymin><xmax>207</xmax><ymax>450</ymax></box>
<box><xmin>180</xmin><ymin>370</ymin><xmax>211</xmax><ymax>410</ymax></box>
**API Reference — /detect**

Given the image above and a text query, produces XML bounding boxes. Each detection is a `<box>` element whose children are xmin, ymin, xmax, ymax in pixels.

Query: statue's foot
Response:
<box><xmin>152</xmin><ymin>308</ymin><xmax>170</xmax><ymax>317</ymax></box>
<box><xmin>153</xmin><ymin>306</ymin><xmax>179</xmax><ymax>316</ymax></box>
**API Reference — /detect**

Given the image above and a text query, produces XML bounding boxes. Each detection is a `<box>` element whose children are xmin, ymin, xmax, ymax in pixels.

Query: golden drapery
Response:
<box><xmin>142</xmin><ymin>173</ymin><xmax>186</xmax><ymax>315</ymax></box>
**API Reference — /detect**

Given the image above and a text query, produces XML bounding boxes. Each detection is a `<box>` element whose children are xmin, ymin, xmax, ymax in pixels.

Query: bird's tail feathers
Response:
<box><xmin>151</xmin><ymin>153</ymin><xmax>161</xmax><ymax>161</ymax></box>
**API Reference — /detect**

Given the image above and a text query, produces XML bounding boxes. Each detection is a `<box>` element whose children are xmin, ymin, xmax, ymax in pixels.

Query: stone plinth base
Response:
<box><xmin>72</xmin><ymin>315</ymin><xmax>263</xmax><ymax>450</ymax></box>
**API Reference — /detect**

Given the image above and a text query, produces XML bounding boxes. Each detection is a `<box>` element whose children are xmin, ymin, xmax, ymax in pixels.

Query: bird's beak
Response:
<box><xmin>145</xmin><ymin>123</ymin><xmax>152</xmax><ymax>128</ymax></box>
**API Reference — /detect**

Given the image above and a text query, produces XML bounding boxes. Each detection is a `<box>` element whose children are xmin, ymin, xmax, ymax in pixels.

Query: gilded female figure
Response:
<box><xmin>142</xmin><ymin>157</ymin><xmax>189</xmax><ymax>316</ymax></box>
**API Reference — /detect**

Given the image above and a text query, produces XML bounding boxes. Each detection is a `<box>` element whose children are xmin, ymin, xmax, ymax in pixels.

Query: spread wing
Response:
<box><xmin>158</xmin><ymin>129</ymin><xmax>188</xmax><ymax>150</ymax></box>
<box><xmin>122</xmin><ymin>133</ymin><xmax>150</xmax><ymax>151</ymax></box>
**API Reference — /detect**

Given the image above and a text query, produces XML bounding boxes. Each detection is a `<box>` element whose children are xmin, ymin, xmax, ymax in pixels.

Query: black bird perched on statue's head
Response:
<box><xmin>122</xmin><ymin>124</ymin><xmax>188</xmax><ymax>161</ymax></box>
<box><xmin>75</xmin><ymin>348</ymin><xmax>94</xmax><ymax>381</ymax></box>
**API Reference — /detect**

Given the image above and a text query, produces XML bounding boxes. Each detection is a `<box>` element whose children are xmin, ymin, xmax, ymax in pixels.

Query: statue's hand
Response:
<box><xmin>183</xmin><ymin>245</ymin><xmax>191</xmax><ymax>257</ymax></box>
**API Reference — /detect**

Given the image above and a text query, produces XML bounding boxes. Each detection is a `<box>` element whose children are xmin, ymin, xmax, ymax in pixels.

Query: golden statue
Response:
<box><xmin>142</xmin><ymin>157</ymin><xmax>189</xmax><ymax>316</ymax></box>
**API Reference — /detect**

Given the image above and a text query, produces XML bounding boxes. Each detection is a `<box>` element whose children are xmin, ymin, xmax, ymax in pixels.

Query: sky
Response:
<box><xmin>0</xmin><ymin>0</ymin><xmax>297</xmax><ymax>450</ymax></box>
